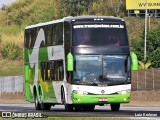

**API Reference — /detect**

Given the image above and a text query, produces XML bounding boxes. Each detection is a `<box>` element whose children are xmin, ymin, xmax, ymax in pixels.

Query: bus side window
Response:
<box><xmin>24</xmin><ymin>30</ymin><xmax>30</xmax><ymax>48</ymax></box>
<box><xmin>41</xmin><ymin>62</ymin><xmax>45</xmax><ymax>81</ymax></box>
<box><xmin>52</xmin><ymin>24</ymin><xmax>56</xmax><ymax>45</ymax></box>
<box><xmin>48</xmin><ymin>25</ymin><xmax>52</xmax><ymax>46</ymax></box>
<box><xmin>50</xmin><ymin>60</ymin><xmax>64</xmax><ymax>81</ymax></box>
<box><xmin>44</xmin><ymin>62</ymin><xmax>48</xmax><ymax>80</ymax></box>
<box><xmin>58</xmin><ymin>23</ymin><xmax>63</xmax><ymax>45</ymax></box>
<box><xmin>30</xmin><ymin>28</ymin><xmax>36</xmax><ymax>48</ymax></box>
<box><xmin>41</xmin><ymin>60</ymin><xmax>64</xmax><ymax>81</ymax></box>
<box><xmin>41</xmin><ymin>61</ymin><xmax>50</xmax><ymax>81</ymax></box>
<box><xmin>50</xmin><ymin>61</ymin><xmax>55</xmax><ymax>80</ymax></box>
<box><xmin>44</xmin><ymin>25</ymin><xmax>52</xmax><ymax>46</ymax></box>
<box><xmin>28</xmin><ymin>31</ymin><xmax>32</xmax><ymax>48</ymax></box>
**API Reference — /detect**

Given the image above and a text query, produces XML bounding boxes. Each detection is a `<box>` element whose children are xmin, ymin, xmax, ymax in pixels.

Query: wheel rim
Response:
<box><xmin>62</xmin><ymin>89</ymin><xmax>65</xmax><ymax>104</ymax></box>
<box><xmin>39</xmin><ymin>92</ymin><xmax>44</xmax><ymax>110</ymax></box>
<box><xmin>34</xmin><ymin>96</ymin><xmax>37</xmax><ymax>108</ymax></box>
<box><xmin>34</xmin><ymin>95</ymin><xmax>40</xmax><ymax>110</ymax></box>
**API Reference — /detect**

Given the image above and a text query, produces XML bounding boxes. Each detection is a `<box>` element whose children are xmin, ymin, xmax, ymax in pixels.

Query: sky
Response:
<box><xmin>0</xmin><ymin>0</ymin><xmax>17</xmax><ymax>8</ymax></box>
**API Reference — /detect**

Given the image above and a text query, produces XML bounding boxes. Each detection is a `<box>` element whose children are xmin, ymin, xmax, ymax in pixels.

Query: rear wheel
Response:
<box><xmin>61</xmin><ymin>87</ymin><xmax>73</xmax><ymax>111</ymax></box>
<box><xmin>110</xmin><ymin>103</ymin><xmax>120</xmax><ymax>111</ymax></box>
<box><xmin>34</xmin><ymin>94</ymin><xmax>41</xmax><ymax>110</ymax></box>
<box><xmin>39</xmin><ymin>91</ymin><xmax>51</xmax><ymax>110</ymax></box>
<box><xmin>43</xmin><ymin>103</ymin><xmax>51</xmax><ymax>110</ymax></box>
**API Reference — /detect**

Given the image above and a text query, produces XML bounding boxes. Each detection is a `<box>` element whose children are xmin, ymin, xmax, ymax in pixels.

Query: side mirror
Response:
<box><xmin>130</xmin><ymin>52</ymin><xmax>138</xmax><ymax>71</ymax></box>
<box><xmin>67</xmin><ymin>52</ymin><xmax>74</xmax><ymax>71</ymax></box>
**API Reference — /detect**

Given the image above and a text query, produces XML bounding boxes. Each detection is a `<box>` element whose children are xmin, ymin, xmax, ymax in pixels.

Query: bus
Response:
<box><xmin>24</xmin><ymin>16</ymin><xmax>138</xmax><ymax>111</ymax></box>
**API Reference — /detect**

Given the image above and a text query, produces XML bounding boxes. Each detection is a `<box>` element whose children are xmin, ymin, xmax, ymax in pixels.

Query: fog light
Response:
<box><xmin>117</xmin><ymin>89</ymin><xmax>130</xmax><ymax>94</ymax></box>
<box><xmin>73</xmin><ymin>90</ymin><xmax>88</xmax><ymax>95</ymax></box>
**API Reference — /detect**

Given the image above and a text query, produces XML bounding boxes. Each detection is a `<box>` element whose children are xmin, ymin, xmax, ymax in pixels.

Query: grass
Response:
<box><xmin>0</xmin><ymin>0</ymin><xmax>55</xmax><ymax>43</ymax></box>
<box><xmin>0</xmin><ymin>116</ymin><xmax>130</xmax><ymax>120</ymax></box>
<box><xmin>0</xmin><ymin>0</ymin><xmax>160</xmax><ymax>76</ymax></box>
<box><xmin>0</xmin><ymin>60</ymin><xmax>23</xmax><ymax>76</ymax></box>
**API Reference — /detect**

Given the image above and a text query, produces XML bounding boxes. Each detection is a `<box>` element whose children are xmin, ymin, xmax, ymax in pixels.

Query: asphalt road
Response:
<box><xmin>0</xmin><ymin>104</ymin><xmax>160</xmax><ymax>119</ymax></box>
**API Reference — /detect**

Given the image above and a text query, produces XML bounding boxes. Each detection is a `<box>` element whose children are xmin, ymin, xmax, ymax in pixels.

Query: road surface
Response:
<box><xmin>0</xmin><ymin>104</ymin><xmax>160</xmax><ymax>119</ymax></box>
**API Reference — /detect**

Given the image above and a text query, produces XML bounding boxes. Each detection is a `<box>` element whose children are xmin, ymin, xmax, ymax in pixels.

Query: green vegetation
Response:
<box><xmin>131</xmin><ymin>26</ymin><xmax>160</xmax><ymax>68</ymax></box>
<box><xmin>0</xmin><ymin>60</ymin><xmax>23</xmax><ymax>76</ymax></box>
<box><xmin>0</xmin><ymin>0</ymin><xmax>160</xmax><ymax>75</ymax></box>
<box><xmin>0</xmin><ymin>116</ymin><xmax>130</xmax><ymax>120</ymax></box>
<box><xmin>138</xmin><ymin>61</ymin><xmax>152</xmax><ymax>69</ymax></box>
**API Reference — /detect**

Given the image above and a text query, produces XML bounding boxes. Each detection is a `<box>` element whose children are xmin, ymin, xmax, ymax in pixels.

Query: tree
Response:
<box><xmin>54</xmin><ymin>0</ymin><xmax>96</xmax><ymax>18</ymax></box>
<box><xmin>88</xmin><ymin>0</ymin><xmax>125</xmax><ymax>17</ymax></box>
<box><xmin>131</xmin><ymin>26</ymin><xmax>160</xmax><ymax>68</ymax></box>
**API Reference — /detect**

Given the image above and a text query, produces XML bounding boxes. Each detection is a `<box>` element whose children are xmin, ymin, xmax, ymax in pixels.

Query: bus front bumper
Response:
<box><xmin>72</xmin><ymin>93</ymin><xmax>130</xmax><ymax>104</ymax></box>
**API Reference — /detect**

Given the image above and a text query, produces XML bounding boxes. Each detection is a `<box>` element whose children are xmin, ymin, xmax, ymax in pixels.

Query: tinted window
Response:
<box><xmin>55</xmin><ymin>23</ymin><xmax>63</xmax><ymax>45</ymax></box>
<box><xmin>25</xmin><ymin>22</ymin><xmax>63</xmax><ymax>48</ymax></box>
<box><xmin>41</xmin><ymin>60</ymin><xmax>64</xmax><ymax>81</ymax></box>
<box><xmin>73</xmin><ymin>24</ymin><xmax>128</xmax><ymax>47</ymax></box>
<box><xmin>30</xmin><ymin>28</ymin><xmax>37</xmax><ymax>48</ymax></box>
<box><xmin>45</xmin><ymin>25</ymin><xmax>52</xmax><ymax>46</ymax></box>
<box><xmin>64</xmin><ymin>22</ymin><xmax>71</xmax><ymax>58</ymax></box>
<box><xmin>24</xmin><ymin>30</ymin><xmax>30</xmax><ymax>48</ymax></box>
<box><xmin>51</xmin><ymin>23</ymin><xmax>63</xmax><ymax>46</ymax></box>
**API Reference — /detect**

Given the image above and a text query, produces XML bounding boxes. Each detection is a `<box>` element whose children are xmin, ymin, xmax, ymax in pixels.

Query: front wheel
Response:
<box><xmin>61</xmin><ymin>87</ymin><xmax>73</xmax><ymax>111</ymax></box>
<box><xmin>110</xmin><ymin>103</ymin><xmax>120</xmax><ymax>111</ymax></box>
<box><xmin>82</xmin><ymin>105</ymin><xmax>95</xmax><ymax>111</ymax></box>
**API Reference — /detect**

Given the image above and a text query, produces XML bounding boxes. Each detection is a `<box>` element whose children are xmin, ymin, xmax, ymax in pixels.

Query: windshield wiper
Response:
<box><xmin>108</xmin><ymin>81</ymin><xmax>127</xmax><ymax>86</ymax></box>
<box><xmin>90</xmin><ymin>81</ymin><xmax>99</xmax><ymax>86</ymax></box>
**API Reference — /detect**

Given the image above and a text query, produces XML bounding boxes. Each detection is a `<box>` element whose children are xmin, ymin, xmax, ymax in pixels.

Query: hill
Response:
<box><xmin>0</xmin><ymin>0</ymin><xmax>160</xmax><ymax>75</ymax></box>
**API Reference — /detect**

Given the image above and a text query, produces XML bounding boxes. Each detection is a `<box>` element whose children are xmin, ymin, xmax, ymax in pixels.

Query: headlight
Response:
<box><xmin>117</xmin><ymin>89</ymin><xmax>130</xmax><ymax>94</ymax></box>
<box><xmin>73</xmin><ymin>90</ymin><xmax>88</xmax><ymax>95</ymax></box>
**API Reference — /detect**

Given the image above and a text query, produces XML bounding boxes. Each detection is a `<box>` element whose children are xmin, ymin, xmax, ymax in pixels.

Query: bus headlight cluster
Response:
<box><xmin>117</xmin><ymin>89</ymin><xmax>130</xmax><ymax>94</ymax></box>
<box><xmin>73</xmin><ymin>90</ymin><xmax>88</xmax><ymax>95</ymax></box>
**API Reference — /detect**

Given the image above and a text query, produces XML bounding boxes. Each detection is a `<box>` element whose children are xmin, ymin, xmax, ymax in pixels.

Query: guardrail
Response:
<box><xmin>0</xmin><ymin>69</ymin><xmax>160</xmax><ymax>93</ymax></box>
<box><xmin>0</xmin><ymin>71</ymin><xmax>160</xmax><ymax>103</ymax></box>
<box><xmin>0</xmin><ymin>76</ymin><xmax>23</xmax><ymax>94</ymax></box>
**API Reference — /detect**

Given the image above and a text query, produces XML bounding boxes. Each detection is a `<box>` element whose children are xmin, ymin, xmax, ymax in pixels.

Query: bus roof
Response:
<box><xmin>25</xmin><ymin>16</ymin><xmax>124</xmax><ymax>29</ymax></box>
<box><xmin>25</xmin><ymin>19</ymin><xmax>65</xmax><ymax>29</ymax></box>
<box><xmin>64</xmin><ymin>16</ymin><xmax>124</xmax><ymax>22</ymax></box>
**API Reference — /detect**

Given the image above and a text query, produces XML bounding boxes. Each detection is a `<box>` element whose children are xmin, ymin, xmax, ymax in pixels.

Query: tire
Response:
<box><xmin>82</xmin><ymin>105</ymin><xmax>95</xmax><ymax>111</ymax></box>
<box><xmin>110</xmin><ymin>103</ymin><xmax>120</xmax><ymax>111</ymax></box>
<box><xmin>39</xmin><ymin>91</ymin><xmax>44</xmax><ymax>110</ymax></box>
<box><xmin>61</xmin><ymin>87</ymin><xmax>73</xmax><ymax>111</ymax></box>
<box><xmin>43</xmin><ymin>103</ymin><xmax>51</xmax><ymax>110</ymax></box>
<box><xmin>65</xmin><ymin>104</ymin><xmax>73</xmax><ymax>111</ymax></box>
<box><xmin>39</xmin><ymin>90</ymin><xmax>51</xmax><ymax>110</ymax></box>
<box><xmin>74</xmin><ymin>105</ymin><xmax>82</xmax><ymax>111</ymax></box>
<box><xmin>34</xmin><ymin>94</ymin><xmax>41</xmax><ymax>110</ymax></box>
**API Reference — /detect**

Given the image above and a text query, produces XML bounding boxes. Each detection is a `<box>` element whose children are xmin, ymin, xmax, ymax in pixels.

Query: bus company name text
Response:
<box><xmin>2</xmin><ymin>112</ymin><xmax>47</xmax><ymax>119</ymax></box>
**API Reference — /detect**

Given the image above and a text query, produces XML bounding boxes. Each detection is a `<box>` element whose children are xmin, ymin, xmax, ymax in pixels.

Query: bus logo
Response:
<box><xmin>101</xmin><ymin>90</ymin><xmax>105</xmax><ymax>94</ymax></box>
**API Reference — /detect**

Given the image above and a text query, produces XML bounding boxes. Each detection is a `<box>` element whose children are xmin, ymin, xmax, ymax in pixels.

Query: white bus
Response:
<box><xmin>24</xmin><ymin>16</ymin><xmax>138</xmax><ymax>111</ymax></box>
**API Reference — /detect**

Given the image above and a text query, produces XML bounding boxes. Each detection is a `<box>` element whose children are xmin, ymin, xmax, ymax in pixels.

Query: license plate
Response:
<box><xmin>98</xmin><ymin>98</ymin><xmax>107</xmax><ymax>102</ymax></box>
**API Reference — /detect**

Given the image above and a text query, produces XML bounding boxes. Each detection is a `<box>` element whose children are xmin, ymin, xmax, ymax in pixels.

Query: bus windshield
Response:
<box><xmin>72</xmin><ymin>55</ymin><xmax>129</xmax><ymax>86</ymax></box>
<box><xmin>73</xmin><ymin>24</ymin><xmax>128</xmax><ymax>47</ymax></box>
